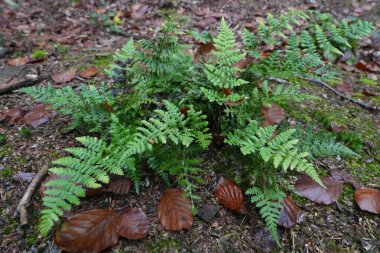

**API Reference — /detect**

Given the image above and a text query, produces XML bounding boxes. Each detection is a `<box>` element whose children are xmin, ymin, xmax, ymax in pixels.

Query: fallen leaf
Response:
<box><xmin>261</xmin><ymin>103</ymin><xmax>286</xmax><ymax>125</ymax></box>
<box><xmin>330</xmin><ymin>121</ymin><xmax>347</xmax><ymax>133</ymax></box>
<box><xmin>0</xmin><ymin>106</ymin><xmax>28</xmax><ymax>125</ymax></box>
<box><xmin>362</xmin><ymin>89</ymin><xmax>378</xmax><ymax>97</ymax></box>
<box><xmin>55</xmin><ymin>209</ymin><xmax>120</xmax><ymax>253</ymax></box>
<box><xmin>278</xmin><ymin>196</ymin><xmax>301</xmax><ymax>228</ymax></box>
<box><xmin>215</xmin><ymin>177</ymin><xmax>247</xmax><ymax>214</ymax></box>
<box><xmin>158</xmin><ymin>188</ymin><xmax>194</xmax><ymax>231</ymax></box>
<box><xmin>336</xmin><ymin>82</ymin><xmax>354</xmax><ymax>93</ymax></box>
<box><xmin>55</xmin><ymin>208</ymin><xmax>149</xmax><ymax>253</ymax></box>
<box><xmin>79</xmin><ymin>67</ymin><xmax>97</xmax><ymax>78</ymax></box>
<box><xmin>131</xmin><ymin>4</ymin><xmax>148</xmax><ymax>19</ymax></box>
<box><xmin>107</xmin><ymin>176</ymin><xmax>131</xmax><ymax>195</ymax></box>
<box><xmin>224</xmin><ymin>99</ymin><xmax>244</xmax><ymax>106</ymax></box>
<box><xmin>23</xmin><ymin>104</ymin><xmax>57</xmax><ymax>128</ymax></box>
<box><xmin>295</xmin><ymin>174</ymin><xmax>343</xmax><ymax>205</ymax></box>
<box><xmin>355</xmin><ymin>60</ymin><xmax>371</xmax><ymax>72</ymax></box>
<box><xmin>194</xmin><ymin>42</ymin><xmax>215</xmax><ymax>63</ymax></box>
<box><xmin>7</xmin><ymin>56</ymin><xmax>29</xmax><ymax>66</ymax></box>
<box><xmin>354</xmin><ymin>188</ymin><xmax>380</xmax><ymax>214</ymax></box>
<box><xmin>52</xmin><ymin>70</ymin><xmax>76</xmax><ymax>84</ymax></box>
<box><xmin>12</xmin><ymin>172</ymin><xmax>36</xmax><ymax>183</ymax></box>
<box><xmin>117</xmin><ymin>208</ymin><xmax>149</xmax><ymax>239</ymax></box>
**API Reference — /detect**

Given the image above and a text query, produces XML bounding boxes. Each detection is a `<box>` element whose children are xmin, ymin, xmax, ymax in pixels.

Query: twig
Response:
<box><xmin>15</xmin><ymin>164</ymin><xmax>49</xmax><ymax>226</ymax></box>
<box><xmin>303</xmin><ymin>78</ymin><xmax>379</xmax><ymax>111</ymax></box>
<box><xmin>268</xmin><ymin>77</ymin><xmax>379</xmax><ymax>111</ymax></box>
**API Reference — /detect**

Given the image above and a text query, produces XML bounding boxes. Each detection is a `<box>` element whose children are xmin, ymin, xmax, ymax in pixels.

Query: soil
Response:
<box><xmin>0</xmin><ymin>0</ymin><xmax>379</xmax><ymax>253</ymax></box>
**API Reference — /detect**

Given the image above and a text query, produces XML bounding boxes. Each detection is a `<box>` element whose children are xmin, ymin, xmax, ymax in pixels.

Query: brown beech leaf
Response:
<box><xmin>55</xmin><ymin>208</ymin><xmax>149</xmax><ymax>253</ymax></box>
<box><xmin>55</xmin><ymin>209</ymin><xmax>120</xmax><ymax>253</ymax></box>
<box><xmin>354</xmin><ymin>188</ymin><xmax>380</xmax><ymax>214</ymax></box>
<box><xmin>79</xmin><ymin>67</ymin><xmax>97</xmax><ymax>78</ymax></box>
<box><xmin>330</xmin><ymin>121</ymin><xmax>347</xmax><ymax>133</ymax></box>
<box><xmin>52</xmin><ymin>70</ymin><xmax>77</xmax><ymax>84</ymax></box>
<box><xmin>131</xmin><ymin>4</ymin><xmax>149</xmax><ymax>19</ymax></box>
<box><xmin>7</xmin><ymin>56</ymin><xmax>30</xmax><ymax>66</ymax></box>
<box><xmin>215</xmin><ymin>177</ymin><xmax>247</xmax><ymax>214</ymax></box>
<box><xmin>158</xmin><ymin>188</ymin><xmax>194</xmax><ymax>231</ymax></box>
<box><xmin>23</xmin><ymin>104</ymin><xmax>57</xmax><ymax>128</ymax></box>
<box><xmin>261</xmin><ymin>103</ymin><xmax>286</xmax><ymax>125</ymax></box>
<box><xmin>295</xmin><ymin>174</ymin><xmax>343</xmax><ymax>205</ymax></box>
<box><xmin>107</xmin><ymin>176</ymin><xmax>131</xmax><ymax>195</ymax></box>
<box><xmin>278</xmin><ymin>196</ymin><xmax>301</xmax><ymax>228</ymax></box>
<box><xmin>355</xmin><ymin>60</ymin><xmax>371</xmax><ymax>72</ymax></box>
<box><xmin>336</xmin><ymin>82</ymin><xmax>354</xmax><ymax>93</ymax></box>
<box><xmin>194</xmin><ymin>42</ymin><xmax>215</xmax><ymax>63</ymax></box>
<box><xmin>117</xmin><ymin>208</ymin><xmax>149</xmax><ymax>239</ymax></box>
<box><xmin>0</xmin><ymin>106</ymin><xmax>28</xmax><ymax>125</ymax></box>
<box><xmin>224</xmin><ymin>99</ymin><xmax>244</xmax><ymax>107</ymax></box>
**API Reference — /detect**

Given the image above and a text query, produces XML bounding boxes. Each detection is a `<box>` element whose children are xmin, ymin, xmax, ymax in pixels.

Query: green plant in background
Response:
<box><xmin>0</xmin><ymin>134</ymin><xmax>6</xmax><ymax>144</ymax></box>
<box><xmin>32</xmin><ymin>49</ymin><xmax>47</xmax><ymax>60</ymax></box>
<box><xmin>20</xmin><ymin>127</ymin><xmax>32</xmax><ymax>138</ymax></box>
<box><xmin>18</xmin><ymin>11</ymin><xmax>373</xmax><ymax>243</ymax></box>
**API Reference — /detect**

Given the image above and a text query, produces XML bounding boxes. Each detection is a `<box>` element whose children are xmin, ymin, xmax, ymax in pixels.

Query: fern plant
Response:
<box><xmin>17</xmin><ymin>12</ymin><xmax>373</xmax><ymax>243</ymax></box>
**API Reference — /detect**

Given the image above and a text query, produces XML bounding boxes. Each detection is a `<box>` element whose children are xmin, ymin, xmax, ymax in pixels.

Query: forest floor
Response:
<box><xmin>0</xmin><ymin>0</ymin><xmax>379</xmax><ymax>252</ymax></box>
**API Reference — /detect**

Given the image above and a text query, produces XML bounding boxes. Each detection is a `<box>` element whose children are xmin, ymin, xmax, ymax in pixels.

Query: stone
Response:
<box><xmin>197</xmin><ymin>204</ymin><xmax>219</xmax><ymax>223</ymax></box>
<box><xmin>0</xmin><ymin>66</ymin><xmax>41</xmax><ymax>94</ymax></box>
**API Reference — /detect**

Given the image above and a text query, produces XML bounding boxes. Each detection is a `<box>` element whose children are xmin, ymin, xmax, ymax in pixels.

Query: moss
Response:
<box><xmin>146</xmin><ymin>239</ymin><xmax>179</xmax><ymax>253</ymax></box>
<box><xmin>0</xmin><ymin>145</ymin><xmax>10</xmax><ymax>158</ymax></box>
<box><xmin>2</xmin><ymin>219</ymin><xmax>18</xmax><ymax>235</ymax></box>
<box><xmin>359</xmin><ymin>77</ymin><xmax>377</xmax><ymax>86</ymax></box>
<box><xmin>291</xmin><ymin>193</ymin><xmax>308</xmax><ymax>205</ymax></box>
<box><xmin>20</xmin><ymin>127</ymin><xmax>32</xmax><ymax>138</ymax></box>
<box><xmin>0</xmin><ymin>133</ymin><xmax>6</xmax><ymax>144</ymax></box>
<box><xmin>0</xmin><ymin>168</ymin><xmax>12</xmax><ymax>178</ymax></box>
<box><xmin>32</xmin><ymin>50</ymin><xmax>47</xmax><ymax>60</ymax></box>
<box><xmin>93</xmin><ymin>55</ymin><xmax>113</xmax><ymax>68</ymax></box>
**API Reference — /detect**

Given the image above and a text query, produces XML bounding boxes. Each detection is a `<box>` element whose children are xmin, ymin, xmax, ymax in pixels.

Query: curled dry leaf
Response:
<box><xmin>261</xmin><ymin>103</ymin><xmax>286</xmax><ymax>126</ymax></box>
<box><xmin>79</xmin><ymin>67</ymin><xmax>97</xmax><ymax>78</ymax></box>
<box><xmin>23</xmin><ymin>104</ymin><xmax>57</xmax><ymax>128</ymax></box>
<box><xmin>194</xmin><ymin>42</ymin><xmax>215</xmax><ymax>63</ymax></box>
<box><xmin>55</xmin><ymin>208</ymin><xmax>149</xmax><ymax>253</ymax></box>
<box><xmin>215</xmin><ymin>177</ymin><xmax>247</xmax><ymax>214</ymax></box>
<box><xmin>117</xmin><ymin>208</ymin><xmax>149</xmax><ymax>239</ymax></box>
<box><xmin>295</xmin><ymin>174</ymin><xmax>343</xmax><ymax>205</ymax></box>
<box><xmin>52</xmin><ymin>69</ymin><xmax>77</xmax><ymax>84</ymax></box>
<box><xmin>158</xmin><ymin>188</ymin><xmax>194</xmax><ymax>231</ymax></box>
<box><xmin>354</xmin><ymin>188</ymin><xmax>380</xmax><ymax>214</ymax></box>
<box><xmin>278</xmin><ymin>196</ymin><xmax>301</xmax><ymax>229</ymax></box>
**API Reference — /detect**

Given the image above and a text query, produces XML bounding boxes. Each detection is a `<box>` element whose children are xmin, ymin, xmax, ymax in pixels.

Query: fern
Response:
<box><xmin>18</xmin><ymin>84</ymin><xmax>114</xmax><ymax>132</ymax></box>
<box><xmin>225</xmin><ymin>122</ymin><xmax>322</xmax><ymax>186</ymax></box>
<box><xmin>246</xmin><ymin>187</ymin><xmax>286</xmax><ymax>244</ymax></box>
<box><xmin>295</xmin><ymin>126</ymin><xmax>359</xmax><ymax>159</ymax></box>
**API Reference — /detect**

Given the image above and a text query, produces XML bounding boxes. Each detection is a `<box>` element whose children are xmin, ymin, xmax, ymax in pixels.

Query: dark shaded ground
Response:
<box><xmin>0</xmin><ymin>0</ymin><xmax>379</xmax><ymax>252</ymax></box>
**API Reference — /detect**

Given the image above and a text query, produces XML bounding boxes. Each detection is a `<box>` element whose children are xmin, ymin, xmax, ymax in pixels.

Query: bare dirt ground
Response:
<box><xmin>0</xmin><ymin>0</ymin><xmax>379</xmax><ymax>252</ymax></box>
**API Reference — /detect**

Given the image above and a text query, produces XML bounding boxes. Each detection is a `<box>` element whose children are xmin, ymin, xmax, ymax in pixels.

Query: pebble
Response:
<box><xmin>372</xmin><ymin>51</ymin><xmax>380</xmax><ymax>60</ymax></box>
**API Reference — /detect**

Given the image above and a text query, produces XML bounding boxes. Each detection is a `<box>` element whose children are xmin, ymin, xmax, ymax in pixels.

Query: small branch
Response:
<box><xmin>269</xmin><ymin>77</ymin><xmax>379</xmax><ymax>111</ymax></box>
<box><xmin>303</xmin><ymin>78</ymin><xmax>379</xmax><ymax>112</ymax></box>
<box><xmin>15</xmin><ymin>164</ymin><xmax>49</xmax><ymax>226</ymax></box>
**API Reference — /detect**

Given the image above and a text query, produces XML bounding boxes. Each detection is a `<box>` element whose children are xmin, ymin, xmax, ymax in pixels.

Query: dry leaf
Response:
<box><xmin>330</xmin><ymin>121</ymin><xmax>347</xmax><ymax>133</ymax></box>
<box><xmin>261</xmin><ymin>103</ymin><xmax>286</xmax><ymax>125</ymax></box>
<box><xmin>117</xmin><ymin>208</ymin><xmax>149</xmax><ymax>239</ymax></box>
<box><xmin>23</xmin><ymin>104</ymin><xmax>57</xmax><ymax>128</ymax></box>
<box><xmin>158</xmin><ymin>188</ymin><xmax>194</xmax><ymax>231</ymax></box>
<box><xmin>215</xmin><ymin>177</ymin><xmax>247</xmax><ymax>214</ymax></box>
<box><xmin>336</xmin><ymin>82</ymin><xmax>354</xmax><ymax>93</ymax></box>
<box><xmin>52</xmin><ymin>70</ymin><xmax>77</xmax><ymax>83</ymax></box>
<box><xmin>131</xmin><ymin>4</ymin><xmax>148</xmax><ymax>19</ymax></box>
<box><xmin>55</xmin><ymin>208</ymin><xmax>149</xmax><ymax>253</ymax></box>
<box><xmin>107</xmin><ymin>176</ymin><xmax>131</xmax><ymax>195</ymax></box>
<box><xmin>0</xmin><ymin>106</ymin><xmax>28</xmax><ymax>125</ymax></box>
<box><xmin>79</xmin><ymin>67</ymin><xmax>97</xmax><ymax>78</ymax></box>
<box><xmin>55</xmin><ymin>209</ymin><xmax>120</xmax><ymax>253</ymax></box>
<box><xmin>354</xmin><ymin>188</ymin><xmax>380</xmax><ymax>214</ymax></box>
<box><xmin>295</xmin><ymin>174</ymin><xmax>343</xmax><ymax>205</ymax></box>
<box><xmin>12</xmin><ymin>172</ymin><xmax>36</xmax><ymax>183</ymax></box>
<box><xmin>8</xmin><ymin>56</ymin><xmax>29</xmax><ymax>66</ymax></box>
<box><xmin>278</xmin><ymin>196</ymin><xmax>301</xmax><ymax>228</ymax></box>
<box><xmin>194</xmin><ymin>42</ymin><xmax>215</xmax><ymax>63</ymax></box>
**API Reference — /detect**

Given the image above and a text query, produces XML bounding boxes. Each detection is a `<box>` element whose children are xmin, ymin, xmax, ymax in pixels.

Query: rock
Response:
<box><xmin>197</xmin><ymin>204</ymin><xmax>219</xmax><ymax>223</ymax></box>
<box><xmin>0</xmin><ymin>66</ymin><xmax>41</xmax><ymax>94</ymax></box>
<box><xmin>0</xmin><ymin>47</ymin><xmax>7</xmax><ymax>57</ymax></box>
<box><xmin>372</xmin><ymin>51</ymin><xmax>380</xmax><ymax>60</ymax></box>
